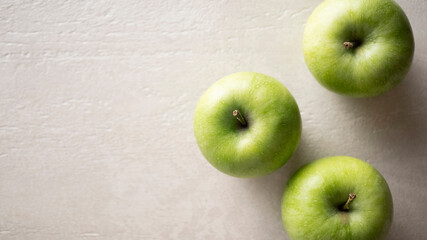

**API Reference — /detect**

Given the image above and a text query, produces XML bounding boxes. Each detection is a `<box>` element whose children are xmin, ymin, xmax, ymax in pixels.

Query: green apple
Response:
<box><xmin>281</xmin><ymin>156</ymin><xmax>393</xmax><ymax>240</ymax></box>
<box><xmin>194</xmin><ymin>72</ymin><xmax>302</xmax><ymax>178</ymax></box>
<box><xmin>303</xmin><ymin>0</ymin><xmax>414</xmax><ymax>97</ymax></box>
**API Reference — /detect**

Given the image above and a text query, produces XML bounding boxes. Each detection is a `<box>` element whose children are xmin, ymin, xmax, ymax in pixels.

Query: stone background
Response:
<box><xmin>1</xmin><ymin>0</ymin><xmax>426</xmax><ymax>239</ymax></box>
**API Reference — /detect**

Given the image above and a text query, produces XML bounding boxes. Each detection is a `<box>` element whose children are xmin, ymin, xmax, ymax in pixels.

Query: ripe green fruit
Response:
<box><xmin>303</xmin><ymin>0</ymin><xmax>414</xmax><ymax>97</ymax></box>
<box><xmin>282</xmin><ymin>156</ymin><xmax>393</xmax><ymax>240</ymax></box>
<box><xmin>194</xmin><ymin>72</ymin><xmax>302</xmax><ymax>178</ymax></box>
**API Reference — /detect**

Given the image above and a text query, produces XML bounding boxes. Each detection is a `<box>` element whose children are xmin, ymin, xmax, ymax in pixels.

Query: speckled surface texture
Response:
<box><xmin>1</xmin><ymin>0</ymin><xmax>426</xmax><ymax>239</ymax></box>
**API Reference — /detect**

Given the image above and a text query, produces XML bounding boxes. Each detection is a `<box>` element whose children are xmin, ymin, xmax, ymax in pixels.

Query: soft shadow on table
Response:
<box><xmin>337</xmin><ymin>61</ymin><xmax>427</xmax><ymax>159</ymax></box>
<box><xmin>237</xmin><ymin>133</ymin><xmax>322</xmax><ymax>235</ymax></box>
<box><xmin>239</xmin><ymin>60</ymin><xmax>427</xmax><ymax>239</ymax></box>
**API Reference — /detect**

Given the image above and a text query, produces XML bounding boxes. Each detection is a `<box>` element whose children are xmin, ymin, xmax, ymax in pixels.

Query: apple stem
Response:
<box><xmin>342</xmin><ymin>193</ymin><xmax>356</xmax><ymax>210</ymax></box>
<box><xmin>343</xmin><ymin>41</ymin><xmax>357</xmax><ymax>49</ymax></box>
<box><xmin>233</xmin><ymin>110</ymin><xmax>247</xmax><ymax>126</ymax></box>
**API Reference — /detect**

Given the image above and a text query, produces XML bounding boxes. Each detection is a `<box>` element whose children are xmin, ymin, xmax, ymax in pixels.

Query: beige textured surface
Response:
<box><xmin>1</xmin><ymin>0</ymin><xmax>426</xmax><ymax>239</ymax></box>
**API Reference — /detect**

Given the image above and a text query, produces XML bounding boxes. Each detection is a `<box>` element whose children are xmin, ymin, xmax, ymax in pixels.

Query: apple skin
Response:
<box><xmin>281</xmin><ymin>156</ymin><xmax>393</xmax><ymax>240</ymax></box>
<box><xmin>194</xmin><ymin>72</ymin><xmax>302</xmax><ymax>178</ymax></box>
<box><xmin>303</xmin><ymin>0</ymin><xmax>414</xmax><ymax>97</ymax></box>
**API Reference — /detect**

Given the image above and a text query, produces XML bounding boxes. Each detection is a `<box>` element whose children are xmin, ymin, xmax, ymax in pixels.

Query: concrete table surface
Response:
<box><xmin>1</xmin><ymin>0</ymin><xmax>426</xmax><ymax>239</ymax></box>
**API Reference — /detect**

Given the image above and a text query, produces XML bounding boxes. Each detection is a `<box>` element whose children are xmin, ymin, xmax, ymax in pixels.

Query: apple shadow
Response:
<box><xmin>336</xmin><ymin>60</ymin><xmax>427</xmax><ymax>159</ymax></box>
<box><xmin>237</xmin><ymin>133</ymin><xmax>322</xmax><ymax>236</ymax></box>
<box><xmin>387</xmin><ymin>222</ymin><xmax>414</xmax><ymax>240</ymax></box>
